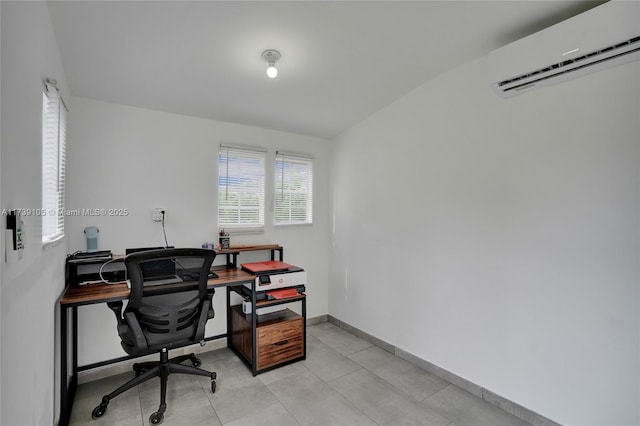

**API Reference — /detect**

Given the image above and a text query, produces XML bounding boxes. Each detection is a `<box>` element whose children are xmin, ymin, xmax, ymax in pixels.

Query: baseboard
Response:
<box><xmin>326</xmin><ymin>315</ymin><xmax>561</xmax><ymax>426</ymax></box>
<box><xmin>306</xmin><ymin>314</ymin><xmax>328</xmax><ymax>326</ymax></box>
<box><xmin>482</xmin><ymin>388</ymin><xmax>561</xmax><ymax>426</ymax></box>
<box><xmin>326</xmin><ymin>315</ymin><xmax>395</xmax><ymax>354</ymax></box>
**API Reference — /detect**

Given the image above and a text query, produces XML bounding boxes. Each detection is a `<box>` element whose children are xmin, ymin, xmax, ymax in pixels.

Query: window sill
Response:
<box><xmin>275</xmin><ymin>222</ymin><xmax>313</xmax><ymax>228</ymax></box>
<box><xmin>42</xmin><ymin>235</ymin><xmax>64</xmax><ymax>250</ymax></box>
<box><xmin>223</xmin><ymin>227</ymin><xmax>265</xmax><ymax>235</ymax></box>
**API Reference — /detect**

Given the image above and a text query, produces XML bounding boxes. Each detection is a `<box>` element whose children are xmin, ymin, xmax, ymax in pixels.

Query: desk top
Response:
<box><xmin>60</xmin><ymin>266</ymin><xmax>255</xmax><ymax>307</ymax></box>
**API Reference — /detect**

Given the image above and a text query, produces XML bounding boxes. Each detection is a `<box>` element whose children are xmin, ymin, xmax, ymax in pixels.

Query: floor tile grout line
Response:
<box><xmin>346</xmin><ymin>346</ymin><xmax>453</xmax><ymax>406</ymax></box>
<box><xmin>296</xmin><ymin>366</ymin><xmax>380</xmax><ymax>426</ymax></box>
<box><xmin>221</xmin><ymin>354</ymin><xmax>292</xmax><ymax>425</ymax></box>
<box><xmin>328</xmin><ymin>366</ymin><xmax>457</xmax><ymax>426</ymax></box>
<box><xmin>298</xmin><ymin>342</ymin><xmax>383</xmax><ymax>426</ymax></box>
<box><xmin>261</xmin><ymin>368</ymin><xmax>318</xmax><ymax>426</ymax></box>
<box><xmin>323</xmin><ymin>364</ymin><xmax>364</xmax><ymax>385</ymax></box>
<box><xmin>420</xmin><ymin>382</ymin><xmax>454</xmax><ymax>403</ymax></box>
<box><xmin>261</xmin><ymin>382</ymin><xmax>302</xmax><ymax>426</ymax></box>
<box><xmin>197</xmin><ymin>371</ymin><xmax>224</xmax><ymax>426</ymax></box>
<box><xmin>305</xmin><ymin>334</ymin><xmax>367</xmax><ymax>381</ymax></box>
<box><xmin>136</xmin><ymin>385</ymin><xmax>144</xmax><ymax>426</ymax></box>
<box><xmin>418</xmin><ymin>384</ymin><xmax>453</xmax><ymax>403</ymax></box>
<box><xmin>307</xmin><ymin>325</ymin><xmax>375</xmax><ymax>357</ymax></box>
<box><xmin>362</xmin><ymin>361</ymin><xmax>450</xmax><ymax>405</ymax></box>
<box><xmin>325</xmin><ymin>369</ymin><xmax>408</xmax><ymax>426</ymax></box>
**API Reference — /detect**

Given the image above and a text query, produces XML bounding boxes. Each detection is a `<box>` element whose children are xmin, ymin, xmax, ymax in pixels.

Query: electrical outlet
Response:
<box><xmin>152</xmin><ymin>208</ymin><xmax>164</xmax><ymax>222</ymax></box>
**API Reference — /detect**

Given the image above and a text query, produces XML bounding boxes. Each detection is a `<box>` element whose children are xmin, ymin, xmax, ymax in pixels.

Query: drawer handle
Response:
<box><xmin>274</xmin><ymin>340</ymin><xmax>289</xmax><ymax>346</ymax></box>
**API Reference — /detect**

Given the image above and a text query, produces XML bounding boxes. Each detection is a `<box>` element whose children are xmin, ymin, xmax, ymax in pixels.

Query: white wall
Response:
<box><xmin>330</xmin><ymin>57</ymin><xmax>640</xmax><ymax>426</ymax></box>
<box><xmin>66</xmin><ymin>97</ymin><xmax>331</xmax><ymax>365</ymax></box>
<box><xmin>0</xmin><ymin>1</ymin><xmax>3</xmax><ymax>421</ymax></box>
<box><xmin>0</xmin><ymin>2</ymin><xmax>70</xmax><ymax>425</ymax></box>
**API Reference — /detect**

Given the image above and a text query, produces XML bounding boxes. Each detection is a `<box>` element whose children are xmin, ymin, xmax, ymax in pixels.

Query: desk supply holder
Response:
<box><xmin>84</xmin><ymin>226</ymin><xmax>99</xmax><ymax>252</ymax></box>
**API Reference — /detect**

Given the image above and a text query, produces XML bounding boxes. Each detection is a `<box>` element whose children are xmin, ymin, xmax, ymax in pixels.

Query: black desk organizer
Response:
<box><xmin>65</xmin><ymin>252</ymin><xmax>126</xmax><ymax>285</ymax></box>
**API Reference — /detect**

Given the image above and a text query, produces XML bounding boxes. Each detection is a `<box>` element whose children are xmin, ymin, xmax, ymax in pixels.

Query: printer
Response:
<box><xmin>240</xmin><ymin>260</ymin><xmax>306</xmax><ymax>292</ymax></box>
<box><xmin>240</xmin><ymin>260</ymin><xmax>306</xmax><ymax>313</ymax></box>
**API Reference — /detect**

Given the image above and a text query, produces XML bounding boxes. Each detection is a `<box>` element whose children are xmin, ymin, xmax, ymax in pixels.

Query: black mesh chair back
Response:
<box><xmin>124</xmin><ymin>248</ymin><xmax>216</xmax><ymax>354</ymax></box>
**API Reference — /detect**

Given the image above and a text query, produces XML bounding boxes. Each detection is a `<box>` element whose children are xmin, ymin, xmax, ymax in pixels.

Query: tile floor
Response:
<box><xmin>69</xmin><ymin>322</ymin><xmax>532</xmax><ymax>426</ymax></box>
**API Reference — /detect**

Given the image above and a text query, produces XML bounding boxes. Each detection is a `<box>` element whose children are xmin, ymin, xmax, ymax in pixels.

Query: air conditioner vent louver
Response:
<box><xmin>502</xmin><ymin>41</ymin><xmax>640</xmax><ymax>94</ymax></box>
<box><xmin>489</xmin><ymin>1</ymin><xmax>640</xmax><ymax>98</ymax></box>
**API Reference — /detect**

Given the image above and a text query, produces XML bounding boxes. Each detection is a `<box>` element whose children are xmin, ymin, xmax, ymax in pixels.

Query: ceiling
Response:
<box><xmin>48</xmin><ymin>1</ymin><xmax>603</xmax><ymax>139</ymax></box>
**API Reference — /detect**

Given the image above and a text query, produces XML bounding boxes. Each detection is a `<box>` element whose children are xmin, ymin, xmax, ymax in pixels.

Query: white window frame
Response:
<box><xmin>42</xmin><ymin>79</ymin><xmax>67</xmax><ymax>246</ymax></box>
<box><xmin>218</xmin><ymin>144</ymin><xmax>266</xmax><ymax>234</ymax></box>
<box><xmin>275</xmin><ymin>151</ymin><xmax>313</xmax><ymax>226</ymax></box>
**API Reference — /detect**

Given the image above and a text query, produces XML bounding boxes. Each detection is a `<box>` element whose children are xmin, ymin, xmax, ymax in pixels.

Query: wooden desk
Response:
<box><xmin>59</xmin><ymin>266</ymin><xmax>253</xmax><ymax>306</ymax></box>
<box><xmin>58</xmin><ymin>265</ymin><xmax>255</xmax><ymax>426</ymax></box>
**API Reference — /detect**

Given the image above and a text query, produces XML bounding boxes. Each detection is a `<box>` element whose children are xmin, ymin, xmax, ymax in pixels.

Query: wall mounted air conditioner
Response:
<box><xmin>489</xmin><ymin>1</ymin><xmax>640</xmax><ymax>98</ymax></box>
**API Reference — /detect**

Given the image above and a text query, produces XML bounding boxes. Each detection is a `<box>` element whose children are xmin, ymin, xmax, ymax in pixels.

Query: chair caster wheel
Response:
<box><xmin>211</xmin><ymin>379</ymin><xmax>216</xmax><ymax>393</ymax></box>
<box><xmin>149</xmin><ymin>411</ymin><xmax>164</xmax><ymax>424</ymax></box>
<box><xmin>133</xmin><ymin>364</ymin><xmax>148</xmax><ymax>377</ymax></box>
<box><xmin>190</xmin><ymin>354</ymin><xmax>201</xmax><ymax>368</ymax></box>
<box><xmin>91</xmin><ymin>404</ymin><xmax>107</xmax><ymax>419</ymax></box>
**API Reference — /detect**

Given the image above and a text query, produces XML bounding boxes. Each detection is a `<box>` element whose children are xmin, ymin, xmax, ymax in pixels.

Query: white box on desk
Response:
<box><xmin>241</xmin><ymin>301</ymin><xmax>286</xmax><ymax>315</ymax></box>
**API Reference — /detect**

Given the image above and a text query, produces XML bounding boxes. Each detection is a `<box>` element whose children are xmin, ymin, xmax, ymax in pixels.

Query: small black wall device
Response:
<box><xmin>7</xmin><ymin>210</ymin><xmax>23</xmax><ymax>251</ymax></box>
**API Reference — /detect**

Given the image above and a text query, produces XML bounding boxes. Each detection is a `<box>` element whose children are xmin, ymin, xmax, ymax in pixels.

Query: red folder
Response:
<box><xmin>265</xmin><ymin>288</ymin><xmax>300</xmax><ymax>299</ymax></box>
<box><xmin>241</xmin><ymin>261</ymin><xmax>295</xmax><ymax>274</ymax></box>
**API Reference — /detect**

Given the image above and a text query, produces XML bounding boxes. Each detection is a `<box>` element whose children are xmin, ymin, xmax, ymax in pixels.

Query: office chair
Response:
<box><xmin>91</xmin><ymin>248</ymin><xmax>217</xmax><ymax>425</ymax></box>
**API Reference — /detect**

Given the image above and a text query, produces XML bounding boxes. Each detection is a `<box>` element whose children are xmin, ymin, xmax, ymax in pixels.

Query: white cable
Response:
<box><xmin>98</xmin><ymin>258</ymin><xmax>120</xmax><ymax>284</ymax></box>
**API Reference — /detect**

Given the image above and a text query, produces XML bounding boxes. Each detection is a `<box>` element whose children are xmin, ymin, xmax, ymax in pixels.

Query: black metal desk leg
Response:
<box><xmin>59</xmin><ymin>305</ymin><xmax>78</xmax><ymax>426</ymax></box>
<box><xmin>251</xmin><ymin>280</ymin><xmax>257</xmax><ymax>376</ymax></box>
<box><xmin>60</xmin><ymin>305</ymin><xmax>69</xmax><ymax>426</ymax></box>
<box><xmin>226</xmin><ymin>287</ymin><xmax>231</xmax><ymax>348</ymax></box>
<box><xmin>72</xmin><ymin>306</ymin><xmax>78</xmax><ymax>387</ymax></box>
<box><xmin>302</xmin><ymin>298</ymin><xmax>307</xmax><ymax>360</ymax></box>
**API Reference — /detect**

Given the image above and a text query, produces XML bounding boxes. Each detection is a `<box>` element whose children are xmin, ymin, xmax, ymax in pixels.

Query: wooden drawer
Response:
<box><xmin>258</xmin><ymin>317</ymin><xmax>303</xmax><ymax>345</ymax></box>
<box><xmin>257</xmin><ymin>318</ymin><xmax>303</xmax><ymax>370</ymax></box>
<box><xmin>229</xmin><ymin>305</ymin><xmax>305</xmax><ymax>371</ymax></box>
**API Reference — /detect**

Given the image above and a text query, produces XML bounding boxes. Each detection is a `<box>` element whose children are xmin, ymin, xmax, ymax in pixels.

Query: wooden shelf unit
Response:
<box><xmin>224</xmin><ymin>245</ymin><xmax>306</xmax><ymax>375</ymax></box>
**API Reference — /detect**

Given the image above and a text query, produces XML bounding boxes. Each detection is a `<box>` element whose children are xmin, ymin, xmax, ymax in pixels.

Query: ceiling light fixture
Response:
<box><xmin>262</xmin><ymin>49</ymin><xmax>281</xmax><ymax>78</ymax></box>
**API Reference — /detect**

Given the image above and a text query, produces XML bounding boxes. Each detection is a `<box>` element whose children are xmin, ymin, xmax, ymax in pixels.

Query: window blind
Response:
<box><xmin>218</xmin><ymin>145</ymin><xmax>266</xmax><ymax>233</ymax></box>
<box><xmin>42</xmin><ymin>80</ymin><xmax>67</xmax><ymax>245</ymax></box>
<box><xmin>275</xmin><ymin>151</ymin><xmax>313</xmax><ymax>226</ymax></box>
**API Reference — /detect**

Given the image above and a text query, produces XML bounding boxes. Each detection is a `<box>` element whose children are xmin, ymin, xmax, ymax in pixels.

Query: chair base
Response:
<box><xmin>91</xmin><ymin>348</ymin><xmax>216</xmax><ymax>425</ymax></box>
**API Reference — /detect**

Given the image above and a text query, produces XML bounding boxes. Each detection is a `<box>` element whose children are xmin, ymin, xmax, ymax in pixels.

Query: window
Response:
<box><xmin>42</xmin><ymin>79</ymin><xmax>67</xmax><ymax>245</ymax></box>
<box><xmin>275</xmin><ymin>152</ymin><xmax>313</xmax><ymax>225</ymax></box>
<box><xmin>218</xmin><ymin>145</ymin><xmax>266</xmax><ymax>233</ymax></box>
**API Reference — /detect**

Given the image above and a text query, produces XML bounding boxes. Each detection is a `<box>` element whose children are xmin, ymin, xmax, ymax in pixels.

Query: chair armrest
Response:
<box><xmin>124</xmin><ymin>311</ymin><xmax>148</xmax><ymax>354</ymax></box>
<box><xmin>106</xmin><ymin>301</ymin><xmax>125</xmax><ymax>325</ymax></box>
<box><xmin>207</xmin><ymin>290</ymin><xmax>215</xmax><ymax>319</ymax></box>
<box><xmin>195</xmin><ymin>299</ymin><xmax>210</xmax><ymax>343</ymax></box>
